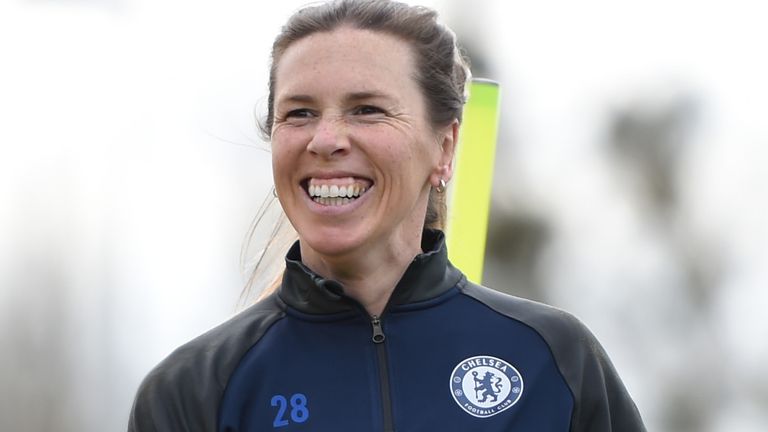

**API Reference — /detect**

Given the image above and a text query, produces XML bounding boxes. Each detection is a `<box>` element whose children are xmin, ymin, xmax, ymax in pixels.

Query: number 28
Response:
<box><xmin>271</xmin><ymin>393</ymin><xmax>309</xmax><ymax>428</ymax></box>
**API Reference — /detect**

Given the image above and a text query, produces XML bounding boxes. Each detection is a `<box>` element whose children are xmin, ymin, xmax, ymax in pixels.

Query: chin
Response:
<box><xmin>297</xmin><ymin>225</ymin><xmax>369</xmax><ymax>259</ymax></box>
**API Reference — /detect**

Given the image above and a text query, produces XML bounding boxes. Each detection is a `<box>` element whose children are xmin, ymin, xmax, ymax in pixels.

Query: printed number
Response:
<box><xmin>289</xmin><ymin>394</ymin><xmax>309</xmax><ymax>423</ymax></box>
<box><xmin>271</xmin><ymin>393</ymin><xmax>309</xmax><ymax>428</ymax></box>
<box><xmin>270</xmin><ymin>395</ymin><xmax>289</xmax><ymax>427</ymax></box>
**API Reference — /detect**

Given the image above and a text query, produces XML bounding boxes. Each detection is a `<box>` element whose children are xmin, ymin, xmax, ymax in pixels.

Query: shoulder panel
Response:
<box><xmin>460</xmin><ymin>282</ymin><xmax>646</xmax><ymax>432</ymax></box>
<box><xmin>127</xmin><ymin>294</ymin><xmax>285</xmax><ymax>432</ymax></box>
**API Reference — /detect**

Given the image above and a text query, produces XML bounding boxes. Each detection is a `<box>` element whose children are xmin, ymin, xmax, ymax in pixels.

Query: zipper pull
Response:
<box><xmin>371</xmin><ymin>315</ymin><xmax>386</xmax><ymax>344</ymax></box>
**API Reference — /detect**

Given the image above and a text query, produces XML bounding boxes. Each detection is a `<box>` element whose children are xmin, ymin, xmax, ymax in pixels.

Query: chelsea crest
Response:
<box><xmin>450</xmin><ymin>355</ymin><xmax>524</xmax><ymax>418</ymax></box>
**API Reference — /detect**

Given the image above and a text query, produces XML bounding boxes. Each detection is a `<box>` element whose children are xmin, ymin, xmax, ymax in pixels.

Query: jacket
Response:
<box><xmin>128</xmin><ymin>229</ymin><xmax>645</xmax><ymax>431</ymax></box>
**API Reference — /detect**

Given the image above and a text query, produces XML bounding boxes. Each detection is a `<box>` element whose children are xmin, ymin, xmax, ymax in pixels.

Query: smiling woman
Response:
<box><xmin>270</xmin><ymin>27</ymin><xmax>456</xmax><ymax>314</ymax></box>
<box><xmin>127</xmin><ymin>1</ymin><xmax>645</xmax><ymax>431</ymax></box>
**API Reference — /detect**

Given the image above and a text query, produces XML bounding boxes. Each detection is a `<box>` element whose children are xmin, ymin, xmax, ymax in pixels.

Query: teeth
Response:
<box><xmin>307</xmin><ymin>179</ymin><xmax>371</xmax><ymax>200</ymax></box>
<box><xmin>311</xmin><ymin>196</ymin><xmax>360</xmax><ymax>207</ymax></box>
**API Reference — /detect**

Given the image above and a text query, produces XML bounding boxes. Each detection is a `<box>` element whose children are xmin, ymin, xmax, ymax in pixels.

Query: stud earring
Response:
<box><xmin>435</xmin><ymin>178</ymin><xmax>446</xmax><ymax>193</ymax></box>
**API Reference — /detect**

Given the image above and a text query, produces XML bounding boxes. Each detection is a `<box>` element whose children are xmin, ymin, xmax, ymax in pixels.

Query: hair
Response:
<box><xmin>243</xmin><ymin>0</ymin><xmax>470</xmax><ymax>303</ymax></box>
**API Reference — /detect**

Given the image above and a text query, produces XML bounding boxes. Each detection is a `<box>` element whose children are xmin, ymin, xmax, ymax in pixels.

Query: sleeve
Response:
<box><xmin>556</xmin><ymin>315</ymin><xmax>646</xmax><ymax>432</ymax></box>
<box><xmin>128</xmin><ymin>374</ymin><xmax>181</xmax><ymax>432</ymax></box>
<box><xmin>126</xmin><ymin>295</ymin><xmax>286</xmax><ymax>432</ymax></box>
<box><xmin>127</xmin><ymin>347</ymin><xmax>219</xmax><ymax>432</ymax></box>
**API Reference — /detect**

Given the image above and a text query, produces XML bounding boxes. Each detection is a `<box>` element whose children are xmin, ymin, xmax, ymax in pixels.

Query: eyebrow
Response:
<box><xmin>277</xmin><ymin>91</ymin><xmax>394</xmax><ymax>105</ymax></box>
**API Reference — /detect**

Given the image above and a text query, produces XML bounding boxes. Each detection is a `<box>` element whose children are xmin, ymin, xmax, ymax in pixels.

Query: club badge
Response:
<box><xmin>450</xmin><ymin>355</ymin><xmax>524</xmax><ymax>418</ymax></box>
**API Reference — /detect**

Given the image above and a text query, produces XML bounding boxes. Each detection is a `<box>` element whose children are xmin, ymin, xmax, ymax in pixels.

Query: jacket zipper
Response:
<box><xmin>371</xmin><ymin>315</ymin><xmax>394</xmax><ymax>432</ymax></box>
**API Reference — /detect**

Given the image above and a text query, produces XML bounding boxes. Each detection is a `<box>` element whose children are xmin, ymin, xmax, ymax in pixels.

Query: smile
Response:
<box><xmin>305</xmin><ymin>177</ymin><xmax>372</xmax><ymax>207</ymax></box>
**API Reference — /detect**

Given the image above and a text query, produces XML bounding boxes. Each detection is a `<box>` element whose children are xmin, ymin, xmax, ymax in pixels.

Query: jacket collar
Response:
<box><xmin>278</xmin><ymin>229</ymin><xmax>463</xmax><ymax>315</ymax></box>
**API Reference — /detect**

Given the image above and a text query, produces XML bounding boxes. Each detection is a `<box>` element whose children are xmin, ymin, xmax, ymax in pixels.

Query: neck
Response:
<box><xmin>299</xmin><ymin>233</ymin><xmax>423</xmax><ymax>317</ymax></box>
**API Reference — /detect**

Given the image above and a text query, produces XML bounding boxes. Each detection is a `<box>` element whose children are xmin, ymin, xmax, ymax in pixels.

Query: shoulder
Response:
<box><xmin>459</xmin><ymin>281</ymin><xmax>646</xmax><ymax>431</ymax></box>
<box><xmin>128</xmin><ymin>294</ymin><xmax>286</xmax><ymax>432</ymax></box>
<box><xmin>458</xmin><ymin>281</ymin><xmax>589</xmax><ymax>346</ymax></box>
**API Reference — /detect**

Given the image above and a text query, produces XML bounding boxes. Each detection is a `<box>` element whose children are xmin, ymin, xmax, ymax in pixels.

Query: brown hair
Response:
<box><xmin>244</xmin><ymin>0</ymin><xmax>470</xmax><ymax>302</ymax></box>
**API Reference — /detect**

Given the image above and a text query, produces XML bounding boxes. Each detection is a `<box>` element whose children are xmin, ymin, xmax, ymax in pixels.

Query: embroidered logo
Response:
<box><xmin>450</xmin><ymin>355</ymin><xmax>523</xmax><ymax>418</ymax></box>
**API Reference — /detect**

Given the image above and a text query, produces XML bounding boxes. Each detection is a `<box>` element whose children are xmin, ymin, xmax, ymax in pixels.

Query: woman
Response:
<box><xmin>128</xmin><ymin>1</ymin><xmax>645</xmax><ymax>431</ymax></box>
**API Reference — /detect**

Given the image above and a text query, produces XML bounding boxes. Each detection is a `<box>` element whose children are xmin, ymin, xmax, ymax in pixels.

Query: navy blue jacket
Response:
<box><xmin>128</xmin><ymin>230</ymin><xmax>645</xmax><ymax>431</ymax></box>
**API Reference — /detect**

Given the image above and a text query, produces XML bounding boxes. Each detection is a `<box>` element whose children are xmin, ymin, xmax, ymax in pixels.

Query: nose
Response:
<box><xmin>306</xmin><ymin>116</ymin><xmax>350</xmax><ymax>159</ymax></box>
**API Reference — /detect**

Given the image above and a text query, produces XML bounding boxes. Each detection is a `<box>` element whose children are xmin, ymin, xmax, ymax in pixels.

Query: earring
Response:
<box><xmin>271</xmin><ymin>186</ymin><xmax>278</xmax><ymax>198</ymax></box>
<box><xmin>435</xmin><ymin>178</ymin><xmax>446</xmax><ymax>193</ymax></box>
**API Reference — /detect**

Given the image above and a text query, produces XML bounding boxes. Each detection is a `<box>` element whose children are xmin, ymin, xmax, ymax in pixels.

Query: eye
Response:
<box><xmin>285</xmin><ymin>108</ymin><xmax>314</xmax><ymax>118</ymax></box>
<box><xmin>353</xmin><ymin>105</ymin><xmax>385</xmax><ymax>115</ymax></box>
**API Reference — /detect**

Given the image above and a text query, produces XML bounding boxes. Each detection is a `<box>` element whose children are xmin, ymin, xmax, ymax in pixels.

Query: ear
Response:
<box><xmin>431</xmin><ymin>119</ymin><xmax>459</xmax><ymax>187</ymax></box>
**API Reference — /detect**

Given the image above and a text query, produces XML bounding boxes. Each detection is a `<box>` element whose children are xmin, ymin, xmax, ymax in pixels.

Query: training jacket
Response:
<box><xmin>128</xmin><ymin>229</ymin><xmax>645</xmax><ymax>432</ymax></box>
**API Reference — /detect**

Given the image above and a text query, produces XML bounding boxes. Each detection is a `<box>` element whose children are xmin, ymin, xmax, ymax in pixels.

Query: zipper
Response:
<box><xmin>371</xmin><ymin>315</ymin><xmax>386</xmax><ymax>343</ymax></box>
<box><xmin>371</xmin><ymin>315</ymin><xmax>394</xmax><ymax>432</ymax></box>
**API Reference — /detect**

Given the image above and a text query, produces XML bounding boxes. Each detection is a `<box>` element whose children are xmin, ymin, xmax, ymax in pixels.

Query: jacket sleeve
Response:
<box><xmin>555</xmin><ymin>314</ymin><xmax>646</xmax><ymax>432</ymax></box>
<box><xmin>127</xmin><ymin>295</ymin><xmax>286</xmax><ymax>432</ymax></box>
<box><xmin>127</xmin><ymin>344</ymin><xmax>220</xmax><ymax>432</ymax></box>
<box><xmin>128</xmin><ymin>371</ymin><xmax>184</xmax><ymax>432</ymax></box>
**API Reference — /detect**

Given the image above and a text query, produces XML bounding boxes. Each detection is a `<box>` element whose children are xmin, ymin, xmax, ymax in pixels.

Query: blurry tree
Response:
<box><xmin>483</xmin><ymin>211</ymin><xmax>551</xmax><ymax>301</ymax></box>
<box><xmin>608</xmin><ymin>88</ymin><xmax>724</xmax><ymax>432</ymax></box>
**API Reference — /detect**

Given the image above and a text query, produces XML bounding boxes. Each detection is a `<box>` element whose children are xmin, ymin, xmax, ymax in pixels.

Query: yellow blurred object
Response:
<box><xmin>446</xmin><ymin>79</ymin><xmax>501</xmax><ymax>284</ymax></box>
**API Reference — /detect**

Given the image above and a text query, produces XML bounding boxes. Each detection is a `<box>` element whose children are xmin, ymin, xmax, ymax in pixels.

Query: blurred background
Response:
<box><xmin>1</xmin><ymin>0</ymin><xmax>766</xmax><ymax>430</ymax></box>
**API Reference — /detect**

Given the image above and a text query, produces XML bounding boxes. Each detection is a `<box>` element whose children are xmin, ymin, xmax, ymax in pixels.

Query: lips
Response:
<box><xmin>303</xmin><ymin>176</ymin><xmax>373</xmax><ymax>207</ymax></box>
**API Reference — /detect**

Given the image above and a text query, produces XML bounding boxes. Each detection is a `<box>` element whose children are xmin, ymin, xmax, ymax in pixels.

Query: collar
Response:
<box><xmin>278</xmin><ymin>229</ymin><xmax>463</xmax><ymax>315</ymax></box>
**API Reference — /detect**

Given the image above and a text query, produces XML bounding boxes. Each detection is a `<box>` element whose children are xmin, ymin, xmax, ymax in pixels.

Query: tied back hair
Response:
<box><xmin>240</xmin><ymin>0</ymin><xmax>470</xmax><ymax>305</ymax></box>
<box><xmin>240</xmin><ymin>193</ymin><xmax>298</xmax><ymax>306</ymax></box>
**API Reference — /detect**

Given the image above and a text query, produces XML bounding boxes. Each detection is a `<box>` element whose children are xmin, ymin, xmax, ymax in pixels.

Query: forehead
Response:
<box><xmin>274</xmin><ymin>27</ymin><xmax>419</xmax><ymax>100</ymax></box>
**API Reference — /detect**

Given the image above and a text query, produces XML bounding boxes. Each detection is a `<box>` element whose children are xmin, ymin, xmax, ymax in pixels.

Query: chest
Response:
<box><xmin>218</xmin><ymin>302</ymin><xmax>573</xmax><ymax>431</ymax></box>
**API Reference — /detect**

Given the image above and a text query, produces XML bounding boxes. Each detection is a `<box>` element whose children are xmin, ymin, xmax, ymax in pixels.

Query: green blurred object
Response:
<box><xmin>446</xmin><ymin>79</ymin><xmax>501</xmax><ymax>284</ymax></box>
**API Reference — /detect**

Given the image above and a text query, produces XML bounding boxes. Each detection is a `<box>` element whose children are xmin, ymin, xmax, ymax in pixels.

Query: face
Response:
<box><xmin>271</xmin><ymin>27</ymin><xmax>455</xmax><ymax>263</ymax></box>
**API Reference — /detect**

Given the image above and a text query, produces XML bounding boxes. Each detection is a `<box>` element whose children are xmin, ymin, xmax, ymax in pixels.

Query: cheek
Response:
<box><xmin>398</xmin><ymin>135</ymin><xmax>440</xmax><ymax>174</ymax></box>
<box><xmin>366</xmin><ymin>128</ymin><xmax>420</xmax><ymax>161</ymax></box>
<box><xmin>271</xmin><ymin>131</ymin><xmax>306</xmax><ymax>171</ymax></box>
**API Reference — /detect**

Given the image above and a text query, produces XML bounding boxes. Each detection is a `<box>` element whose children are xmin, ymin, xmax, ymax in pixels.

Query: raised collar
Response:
<box><xmin>278</xmin><ymin>229</ymin><xmax>463</xmax><ymax>315</ymax></box>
